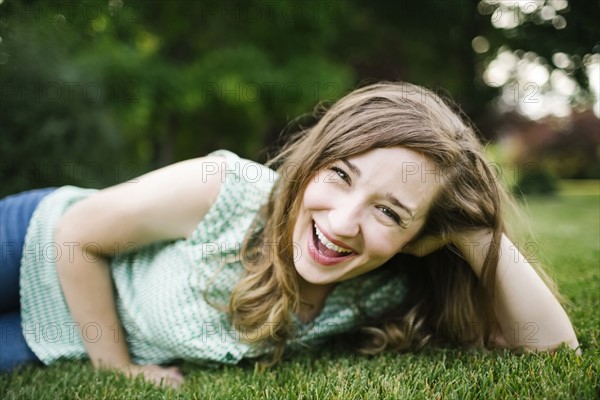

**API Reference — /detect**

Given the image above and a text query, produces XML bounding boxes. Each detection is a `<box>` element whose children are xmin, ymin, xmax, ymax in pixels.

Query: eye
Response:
<box><xmin>377</xmin><ymin>206</ymin><xmax>402</xmax><ymax>225</ymax></box>
<box><xmin>329</xmin><ymin>166</ymin><xmax>351</xmax><ymax>184</ymax></box>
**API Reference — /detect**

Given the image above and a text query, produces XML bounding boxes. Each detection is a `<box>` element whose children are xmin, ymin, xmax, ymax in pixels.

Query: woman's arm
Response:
<box><xmin>454</xmin><ymin>230</ymin><xmax>580</xmax><ymax>354</ymax></box>
<box><xmin>54</xmin><ymin>156</ymin><xmax>225</xmax><ymax>387</ymax></box>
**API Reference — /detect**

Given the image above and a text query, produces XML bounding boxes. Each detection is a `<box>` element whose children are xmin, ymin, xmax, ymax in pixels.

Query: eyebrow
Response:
<box><xmin>341</xmin><ymin>158</ymin><xmax>415</xmax><ymax>218</ymax></box>
<box><xmin>341</xmin><ymin>158</ymin><xmax>362</xmax><ymax>177</ymax></box>
<box><xmin>386</xmin><ymin>192</ymin><xmax>415</xmax><ymax>218</ymax></box>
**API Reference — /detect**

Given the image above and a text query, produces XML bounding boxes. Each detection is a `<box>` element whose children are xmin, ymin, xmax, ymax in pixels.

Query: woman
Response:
<box><xmin>0</xmin><ymin>82</ymin><xmax>579</xmax><ymax>388</ymax></box>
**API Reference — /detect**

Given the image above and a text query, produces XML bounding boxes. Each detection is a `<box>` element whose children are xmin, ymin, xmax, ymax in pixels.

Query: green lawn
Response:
<box><xmin>1</xmin><ymin>190</ymin><xmax>598</xmax><ymax>399</ymax></box>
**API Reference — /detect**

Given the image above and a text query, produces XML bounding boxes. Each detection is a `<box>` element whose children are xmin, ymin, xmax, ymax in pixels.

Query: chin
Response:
<box><xmin>294</xmin><ymin>260</ymin><xmax>332</xmax><ymax>285</ymax></box>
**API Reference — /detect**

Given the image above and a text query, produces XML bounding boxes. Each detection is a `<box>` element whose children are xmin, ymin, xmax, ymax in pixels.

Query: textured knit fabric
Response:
<box><xmin>19</xmin><ymin>150</ymin><xmax>408</xmax><ymax>366</ymax></box>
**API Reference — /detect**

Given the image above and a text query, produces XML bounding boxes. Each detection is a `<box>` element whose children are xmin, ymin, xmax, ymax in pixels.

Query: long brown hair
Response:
<box><xmin>228</xmin><ymin>82</ymin><xmax>559</xmax><ymax>361</ymax></box>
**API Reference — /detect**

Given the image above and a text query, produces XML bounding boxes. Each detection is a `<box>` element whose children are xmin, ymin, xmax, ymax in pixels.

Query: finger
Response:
<box><xmin>160</xmin><ymin>370</ymin><xmax>184</xmax><ymax>385</ymax></box>
<box><xmin>161</xmin><ymin>375</ymin><xmax>183</xmax><ymax>389</ymax></box>
<box><xmin>169</xmin><ymin>372</ymin><xmax>185</xmax><ymax>384</ymax></box>
<box><xmin>167</xmin><ymin>365</ymin><xmax>182</xmax><ymax>374</ymax></box>
<box><xmin>167</xmin><ymin>366</ymin><xmax>184</xmax><ymax>380</ymax></box>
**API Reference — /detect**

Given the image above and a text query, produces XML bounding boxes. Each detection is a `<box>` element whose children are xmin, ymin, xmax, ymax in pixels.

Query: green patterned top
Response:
<box><xmin>20</xmin><ymin>150</ymin><xmax>408</xmax><ymax>366</ymax></box>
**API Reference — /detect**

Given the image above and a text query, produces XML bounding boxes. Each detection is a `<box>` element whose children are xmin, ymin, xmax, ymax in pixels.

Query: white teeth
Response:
<box><xmin>314</xmin><ymin>223</ymin><xmax>353</xmax><ymax>253</ymax></box>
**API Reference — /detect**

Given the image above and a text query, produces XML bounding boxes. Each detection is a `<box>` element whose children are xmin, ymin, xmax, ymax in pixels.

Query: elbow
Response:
<box><xmin>54</xmin><ymin>215</ymin><xmax>69</xmax><ymax>243</ymax></box>
<box><xmin>55</xmin><ymin>208</ymin><xmax>80</xmax><ymax>244</ymax></box>
<box><xmin>564</xmin><ymin>337</ymin><xmax>582</xmax><ymax>356</ymax></box>
<box><xmin>54</xmin><ymin>213</ymin><xmax>102</xmax><ymax>268</ymax></box>
<box><xmin>54</xmin><ymin>216</ymin><xmax>78</xmax><ymax>272</ymax></box>
<box><xmin>521</xmin><ymin>336</ymin><xmax>581</xmax><ymax>356</ymax></box>
<box><xmin>54</xmin><ymin>214</ymin><xmax>73</xmax><ymax>254</ymax></box>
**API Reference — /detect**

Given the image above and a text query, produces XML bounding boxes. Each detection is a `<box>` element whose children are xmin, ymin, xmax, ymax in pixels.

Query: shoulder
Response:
<box><xmin>205</xmin><ymin>149</ymin><xmax>278</xmax><ymax>187</ymax></box>
<box><xmin>204</xmin><ymin>149</ymin><xmax>278</xmax><ymax>208</ymax></box>
<box><xmin>185</xmin><ymin>150</ymin><xmax>277</xmax><ymax>242</ymax></box>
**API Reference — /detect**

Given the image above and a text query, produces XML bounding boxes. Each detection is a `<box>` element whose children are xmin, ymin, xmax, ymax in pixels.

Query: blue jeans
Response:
<box><xmin>1</xmin><ymin>187</ymin><xmax>56</xmax><ymax>372</ymax></box>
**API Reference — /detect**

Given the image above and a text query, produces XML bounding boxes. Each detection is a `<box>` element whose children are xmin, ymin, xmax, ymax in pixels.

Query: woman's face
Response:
<box><xmin>292</xmin><ymin>146</ymin><xmax>441</xmax><ymax>285</ymax></box>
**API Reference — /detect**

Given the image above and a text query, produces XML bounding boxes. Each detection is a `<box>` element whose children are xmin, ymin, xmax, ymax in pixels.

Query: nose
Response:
<box><xmin>328</xmin><ymin>202</ymin><xmax>361</xmax><ymax>238</ymax></box>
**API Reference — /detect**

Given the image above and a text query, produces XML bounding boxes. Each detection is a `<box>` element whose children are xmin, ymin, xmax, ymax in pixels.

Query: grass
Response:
<box><xmin>1</xmin><ymin>184</ymin><xmax>599</xmax><ymax>399</ymax></box>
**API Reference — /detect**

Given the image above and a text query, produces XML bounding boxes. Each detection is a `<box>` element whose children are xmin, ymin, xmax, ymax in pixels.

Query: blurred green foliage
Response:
<box><xmin>0</xmin><ymin>0</ymin><xmax>597</xmax><ymax>196</ymax></box>
<box><xmin>513</xmin><ymin>167</ymin><xmax>559</xmax><ymax>196</ymax></box>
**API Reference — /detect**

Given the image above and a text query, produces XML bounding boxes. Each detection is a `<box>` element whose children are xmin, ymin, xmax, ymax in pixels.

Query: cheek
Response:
<box><xmin>302</xmin><ymin>179</ymin><xmax>331</xmax><ymax>209</ymax></box>
<box><xmin>363</xmin><ymin>229</ymin><xmax>403</xmax><ymax>257</ymax></box>
<box><xmin>365</xmin><ymin>225</ymin><xmax>422</xmax><ymax>256</ymax></box>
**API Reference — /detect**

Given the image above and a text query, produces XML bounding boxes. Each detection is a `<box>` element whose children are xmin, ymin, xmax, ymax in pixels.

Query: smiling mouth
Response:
<box><xmin>308</xmin><ymin>221</ymin><xmax>356</xmax><ymax>265</ymax></box>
